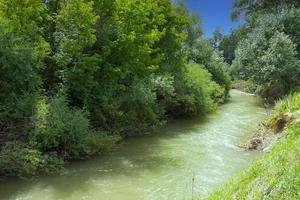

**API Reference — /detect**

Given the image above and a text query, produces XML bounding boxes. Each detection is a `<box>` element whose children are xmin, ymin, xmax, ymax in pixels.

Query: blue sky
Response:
<box><xmin>182</xmin><ymin>0</ymin><xmax>242</xmax><ymax>37</ymax></box>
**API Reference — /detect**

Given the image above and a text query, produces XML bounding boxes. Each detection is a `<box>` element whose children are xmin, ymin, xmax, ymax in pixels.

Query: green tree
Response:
<box><xmin>232</xmin><ymin>0</ymin><xmax>300</xmax><ymax>20</ymax></box>
<box><xmin>0</xmin><ymin>0</ymin><xmax>49</xmax><ymax>137</ymax></box>
<box><xmin>55</xmin><ymin>0</ymin><xmax>99</xmax><ymax>65</ymax></box>
<box><xmin>218</xmin><ymin>26</ymin><xmax>249</xmax><ymax>64</ymax></box>
<box><xmin>0</xmin><ymin>0</ymin><xmax>232</xmax><ymax>178</ymax></box>
<box><xmin>232</xmin><ymin>29</ymin><xmax>300</xmax><ymax>100</ymax></box>
<box><xmin>211</xmin><ymin>28</ymin><xmax>223</xmax><ymax>48</ymax></box>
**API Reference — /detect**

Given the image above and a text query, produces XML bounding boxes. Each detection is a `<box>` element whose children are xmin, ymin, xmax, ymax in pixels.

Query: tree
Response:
<box><xmin>0</xmin><ymin>0</ymin><xmax>49</xmax><ymax>136</ymax></box>
<box><xmin>211</xmin><ymin>28</ymin><xmax>223</xmax><ymax>48</ymax></box>
<box><xmin>55</xmin><ymin>0</ymin><xmax>99</xmax><ymax>65</ymax></box>
<box><xmin>232</xmin><ymin>28</ymin><xmax>300</xmax><ymax>100</ymax></box>
<box><xmin>219</xmin><ymin>27</ymin><xmax>249</xmax><ymax>64</ymax></box>
<box><xmin>0</xmin><ymin>0</ymin><xmax>232</xmax><ymax>178</ymax></box>
<box><xmin>232</xmin><ymin>0</ymin><xmax>300</xmax><ymax>20</ymax></box>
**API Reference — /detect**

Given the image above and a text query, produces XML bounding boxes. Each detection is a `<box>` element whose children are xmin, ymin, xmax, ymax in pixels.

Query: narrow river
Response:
<box><xmin>0</xmin><ymin>90</ymin><xmax>268</xmax><ymax>200</ymax></box>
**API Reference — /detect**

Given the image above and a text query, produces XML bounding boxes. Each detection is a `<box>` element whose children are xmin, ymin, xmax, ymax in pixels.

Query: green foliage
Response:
<box><xmin>231</xmin><ymin>79</ymin><xmax>258</xmax><ymax>93</ymax></box>
<box><xmin>279</xmin><ymin>8</ymin><xmax>300</xmax><ymax>55</ymax></box>
<box><xmin>0</xmin><ymin>0</ymin><xmax>46</xmax><ymax>37</ymax></box>
<box><xmin>117</xmin><ymin>77</ymin><xmax>163</xmax><ymax>134</ymax></box>
<box><xmin>55</xmin><ymin>0</ymin><xmax>99</xmax><ymax>65</ymax></box>
<box><xmin>185</xmin><ymin>11</ymin><xmax>203</xmax><ymax>56</ymax></box>
<box><xmin>0</xmin><ymin>17</ymin><xmax>49</xmax><ymax>135</ymax></box>
<box><xmin>67</xmin><ymin>54</ymin><xmax>101</xmax><ymax>107</ymax></box>
<box><xmin>274</xmin><ymin>93</ymin><xmax>300</xmax><ymax>118</ymax></box>
<box><xmin>190</xmin><ymin>40</ymin><xmax>214</xmax><ymax>66</ymax></box>
<box><xmin>170</xmin><ymin>62</ymin><xmax>222</xmax><ymax>117</ymax></box>
<box><xmin>230</xmin><ymin>4</ymin><xmax>300</xmax><ymax>101</ymax></box>
<box><xmin>210</xmin><ymin>28</ymin><xmax>223</xmax><ymax>48</ymax></box>
<box><xmin>88</xmin><ymin>75</ymin><xmax>175</xmax><ymax>135</ymax></box>
<box><xmin>206</xmin><ymin>52</ymin><xmax>231</xmax><ymax>95</ymax></box>
<box><xmin>189</xmin><ymin>39</ymin><xmax>231</xmax><ymax>97</ymax></box>
<box><xmin>232</xmin><ymin>0</ymin><xmax>300</xmax><ymax>21</ymax></box>
<box><xmin>232</xmin><ymin>20</ymin><xmax>300</xmax><ymax>100</ymax></box>
<box><xmin>0</xmin><ymin>141</ymin><xmax>64</xmax><ymax>178</ymax></box>
<box><xmin>31</xmin><ymin>94</ymin><xmax>119</xmax><ymax>158</ymax></box>
<box><xmin>0</xmin><ymin>0</ymin><xmax>228</xmax><ymax>178</ymax></box>
<box><xmin>219</xmin><ymin>26</ymin><xmax>249</xmax><ymax>65</ymax></box>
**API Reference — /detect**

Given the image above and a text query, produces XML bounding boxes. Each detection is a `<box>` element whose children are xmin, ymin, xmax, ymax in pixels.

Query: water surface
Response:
<box><xmin>0</xmin><ymin>90</ymin><xmax>267</xmax><ymax>200</ymax></box>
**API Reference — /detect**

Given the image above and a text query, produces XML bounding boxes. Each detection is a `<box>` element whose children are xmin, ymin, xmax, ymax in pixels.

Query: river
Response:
<box><xmin>0</xmin><ymin>90</ymin><xmax>268</xmax><ymax>200</ymax></box>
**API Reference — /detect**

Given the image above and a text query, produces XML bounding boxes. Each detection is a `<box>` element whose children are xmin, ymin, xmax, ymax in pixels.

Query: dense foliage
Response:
<box><xmin>0</xmin><ymin>0</ymin><xmax>230</xmax><ymax>178</ymax></box>
<box><xmin>230</xmin><ymin>1</ymin><xmax>300</xmax><ymax>101</ymax></box>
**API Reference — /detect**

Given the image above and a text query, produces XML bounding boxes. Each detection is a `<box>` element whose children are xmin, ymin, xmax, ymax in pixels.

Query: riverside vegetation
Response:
<box><xmin>0</xmin><ymin>0</ymin><xmax>299</xmax><ymax>199</ymax></box>
<box><xmin>207</xmin><ymin>93</ymin><xmax>300</xmax><ymax>200</ymax></box>
<box><xmin>0</xmin><ymin>0</ymin><xmax>230</xmax><ymax>178</ymax></box>
<box><xmin>205</xmin><ymin>0</ymin><xmax>300</xmax><ymax>199</ymax></box>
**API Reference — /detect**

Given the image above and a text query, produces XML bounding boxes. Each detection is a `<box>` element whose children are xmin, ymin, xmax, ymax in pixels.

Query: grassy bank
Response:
<box><xmin>207</xmin><ymin>93</ymin><xmax>300</xmax><ymax>199</ymax></box>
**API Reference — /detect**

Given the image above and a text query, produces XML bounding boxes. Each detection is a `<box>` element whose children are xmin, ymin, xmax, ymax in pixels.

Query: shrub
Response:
<box><xmin>170</xmin><ymin>62</ymin><xmax>221</xmax><ymax>117</ymax></box>
<box><xmin>205</xmin><ymin>51</ymin><xmax>231</xmax><ymax>95</ymax></box>
<box><xmin>117</xmin><ymin>75</ymin><xmax>175</xmax><ymax>135</ymax></box>
<box><xmin>209</xmin><ymin>82</ymin><xmax>227</xmax><ymax>104</ymax></box>
<box><xmin>31</xmin><ymin>94</ymin><xmax>119</xmax><ymax>159</ymax></box>
<box><xmin>190</xmin><ymin>40</ymin><xmax>231</xmax><ymax>96</ymax></box>
<box><xmin>231</xmin><ymin>9</ymin><xmax>300</xmax><ymax>100</ymax></box>
<box><xmin>231</xmin><ymin>79</ymin><xmax>258</xmax><ymax>93</ymax></box>
<box><xmin>0</xmin><ymin>141</ymin><xmax>63</xmax><ymax>178</ymax></box>
<box><xmin>0</xmin><ymin>18</ymin><xmax>48</xmax><ymax>136</ymax></box>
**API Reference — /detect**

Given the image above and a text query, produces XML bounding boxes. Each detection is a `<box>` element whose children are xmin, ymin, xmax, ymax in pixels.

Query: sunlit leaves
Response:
<box><xmin>55</xmin><ymin>0</ymin><xmax>99</xmax><ymax>65</ymax></box>
<box><xmin>232</xmin><ymin>15</ymin><xmax>300</xmax><ymax>99</ymax></box>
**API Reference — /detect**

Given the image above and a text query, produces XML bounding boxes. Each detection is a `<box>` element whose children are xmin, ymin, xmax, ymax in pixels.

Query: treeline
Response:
<box><xmin>217</xmin><ymin>0</ymin><xmax>300</xmax><ymax>101</ymax></box>
<box><xmin>0</xmin><ymin>0</ymin><xmax>230</xmax><ymax>178</ymax></box>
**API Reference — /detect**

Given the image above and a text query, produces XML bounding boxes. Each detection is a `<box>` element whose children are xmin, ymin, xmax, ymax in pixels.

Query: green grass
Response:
<box><xmin>207</xmin><ymin>93</ymin><xmax>300</xmax><ymax>200</ymax></box>
<box><xmin>273</xmin><ymin>92</ymin><xmax>300</xmax><ymax>118</ymax></box>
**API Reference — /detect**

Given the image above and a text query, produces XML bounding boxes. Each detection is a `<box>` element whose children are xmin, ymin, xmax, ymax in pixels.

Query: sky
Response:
<box><xmin>182</xmin><ymin>0</ymin><xmax>242</xmax><ymax>38</ymax></box>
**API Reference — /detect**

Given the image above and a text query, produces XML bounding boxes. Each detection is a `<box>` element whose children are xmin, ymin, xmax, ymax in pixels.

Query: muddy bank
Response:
<box><xmin>241</xmin><ymin>110</ymin><xmax>300</xmax><ymax>152</ymax></box>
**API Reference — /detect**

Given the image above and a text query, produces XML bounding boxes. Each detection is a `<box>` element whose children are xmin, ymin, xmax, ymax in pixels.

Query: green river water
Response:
<box><xmin>0</xmin><ymin>90</ymin><xmax>268</xmax><ymax>200</ymax></box>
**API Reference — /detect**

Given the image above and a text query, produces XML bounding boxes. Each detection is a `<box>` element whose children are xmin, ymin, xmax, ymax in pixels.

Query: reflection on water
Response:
<box><xmin>0</xmin><ymin>90</ymin><xmax>267</xmax><ymax>200</ymax></box>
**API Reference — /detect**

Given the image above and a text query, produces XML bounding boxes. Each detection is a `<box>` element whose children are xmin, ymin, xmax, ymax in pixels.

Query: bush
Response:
<box><xmin>231</xmin><ymin>79</ymin><xmax>258</xmax><ymax>93</ymax></box>
<box><xmin>209</xmin><ymin>82</ymin><xmax>227</xmax><ymax>104</ymax></box>
<box><xmin>205</xmin><ymin>51</ymin><xmax>231</xmax><ymax>95</ymax></box>
<box><xmin>115</xmin><ymin>75</ymin><xmax>175</xmax><ymax>135</ymax></box>
<box><xmin>170</xmin><ymin>62</ymin><xmax>222</xmax><ymax>117</ymax></box>
<box><xmin>0</xmin><ymin>141</ymin><xmax>63</xmax><ymax>178</ymax></box>
<box><xmin>231</xmin><ymin>10</ymin><xmax>300</xmax><ymax>100</ymax></box>
<box><xmin>31</xmin><ymin>94</ymin><xmax>119</xmax><ymax>159</ymax></box>
<box><xmin>0</xmin><ymin>18</ymin><xmax>48</xmax><ymax>136</ymax></box>
<box><xmin>190</xmin><ymin>40</ymin><xmax>231</xmax><ymax>96</ymax></box>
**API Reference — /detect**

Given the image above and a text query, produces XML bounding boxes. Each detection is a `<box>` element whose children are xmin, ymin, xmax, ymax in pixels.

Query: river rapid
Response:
<box><xmin>0</xmin><ymin>90</ymin><xmax>268</xmax><ymax>200</ymax></box>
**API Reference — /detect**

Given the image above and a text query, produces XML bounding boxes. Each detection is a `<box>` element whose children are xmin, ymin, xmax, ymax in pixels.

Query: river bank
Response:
<box><xmin>207</xmin><ymin>92</ymin><xmax>300</xmax><ymax>199</ymax></box>
<box><xmin>0</xmin><ymin>90</ymin><xmax>267</xmax><ymax>200</ymax></box>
